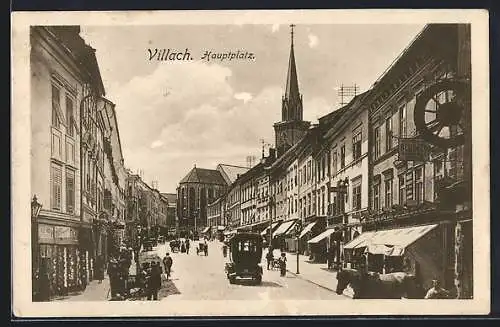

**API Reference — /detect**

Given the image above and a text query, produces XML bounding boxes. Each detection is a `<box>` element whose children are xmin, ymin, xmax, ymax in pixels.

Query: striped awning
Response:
<box><xmin>201</xmin><ymin>227</ymin><xmax>210</xmax><ymax>234</ymax></box>
<box><xmin>261</xmin><ymin>222</ymin><xmax>279</xmax><ymax>236</ymax></box>
<box><xmin>299</xmin><ymin>221</ymin><xmax>317</xmax><ymax>238</ymax></box>
<box><xmin>307</xmin><ymin>228</ymin><xmax>336</xmax><ymax>244</ymax></box>
<box><xmin>273</xmin><ymin>220</ymin><xmax>297</xmax><ymax>237</ymax></box>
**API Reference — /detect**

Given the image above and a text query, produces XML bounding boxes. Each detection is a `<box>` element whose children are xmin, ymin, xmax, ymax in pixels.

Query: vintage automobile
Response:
<box><xmin>224</xmin><ymin>232</ymin><xmax>263</xmax><ymax>285</ymax></box>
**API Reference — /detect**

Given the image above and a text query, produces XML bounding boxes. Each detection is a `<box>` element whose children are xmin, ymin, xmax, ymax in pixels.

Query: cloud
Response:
<box><xmin>308</xmin><ymin>33</ymin><xmax>319</xmax><ymax>48</ymax></box>
<box><xmin>234</xmin><ymin>92</ymin><xmax>253</xmax><ymax>103</ymax></box>
<box><xmin>271</xmin><ymin>24</ymin><xmax>280</xmax><ymax>33</ymax></box>
<box><xmin>150</xmin><ymin>140</ymin><xmax>164</xmax><ymax>148</ymax></box>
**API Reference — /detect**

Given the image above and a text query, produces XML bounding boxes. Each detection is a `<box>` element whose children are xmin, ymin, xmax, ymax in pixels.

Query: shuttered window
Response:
<box><xmin>51</xmin><ymin>163</ymin><xmax>62</xmax><ymax>211</ymax></box>
<box><xmin>51</xmin><ymin>85</ymin><xmax>61</xmax><ymax>128</ymax></box>
<box><xmin>66</xmin><ymin>169</ymin><xmax>75</xmax><ymax>214</ymax></box>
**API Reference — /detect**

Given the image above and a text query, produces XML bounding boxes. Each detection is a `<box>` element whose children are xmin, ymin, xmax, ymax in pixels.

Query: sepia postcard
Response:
<box><xmin>11</xmin><ymin>9</ymin><xmax>490</xmax><ymax>317</ymax></box>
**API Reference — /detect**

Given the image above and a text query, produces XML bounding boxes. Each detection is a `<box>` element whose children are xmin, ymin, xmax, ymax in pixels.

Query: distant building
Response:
<box><xmin>176</xmin><ymin>166</ymin><xmax>226</xmax><ymax>235</ymax></box>
<box><xmin>161</xmin><ymin>193</ymin><xmax>177</xmax><ymax>234</ymax></box>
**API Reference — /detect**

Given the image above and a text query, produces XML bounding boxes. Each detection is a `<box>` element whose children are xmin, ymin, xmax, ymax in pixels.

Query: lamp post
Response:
<box><xmin>31</xmin><ymin>195</ymin><xmax>42</xmax><ymax>301</ymax></box>
<box><xmin>295</xmin><ymin>220</ymin><xmax>303</xmax><ymax>274</ymax></box>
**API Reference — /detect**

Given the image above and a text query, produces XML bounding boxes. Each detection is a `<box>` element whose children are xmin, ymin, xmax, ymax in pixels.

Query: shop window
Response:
<box><xmin>414</xmin><ymin>167</ymin><xmax>424</xmax><ymax>204</ymax></box>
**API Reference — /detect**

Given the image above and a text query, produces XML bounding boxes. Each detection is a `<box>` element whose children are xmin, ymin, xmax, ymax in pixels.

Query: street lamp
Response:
<box><xmin>31</xmin><ymin>195</ymin><xmax>42</xmax><ymax>301</ymax></box>
<box><xmin>294</xmin><ymin>220</ymin><xmax>303</xmax><ymax>274</ymax></box>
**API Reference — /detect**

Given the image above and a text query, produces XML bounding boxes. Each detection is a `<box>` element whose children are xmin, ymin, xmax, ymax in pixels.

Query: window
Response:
<box><xmin>307</xmin><ymin>193</ymin><xmax>311</xmax><ymax>216</ymax></box>
<box><xmin>51</xmin><ymin>163</ymin><xmax>62</xmax><ymax>211</ymax></box>
<box><xmin>385</xmin><ymin>117</ymin><xmax>393</xmax><ymax>151</ymax></box>
<box><xmin>374</xmin><ymin>126</ymin><xmax>381</xmax><ymax>159</ymax></box>
<box><xmin>353</xmin><ymin>130</ymin><xmax>362</xmax><ymax>161</ymax></box>
<box><xmin>66</xmin><ymin>169</ymin><xmax>75</xmax><ymax>214</ymax></box>
<box><xmin>352</xmin><ymin>180</ymin><xmax>362</xmax><ymax>211</ymax></box>
<box><xmin>399</xmin><ymin>174</ymin><xmax>405</xmax><ymax>205</ymax></box>
<box><xmin>414</xmin><ymin>167</ymin><xmax>424</xmax><ymax>204</ymax></box>
<box><xmin>51</xmin><ymin>131</ymin><xmax>62</xmax><ymax>159</ymax></box>
<box><xmin>321</xmin><ymin>190</ymin><xmax>325</xmax><ymax>215</ymax></box>
<box><xmin>399</xmin><ymin>104</ymin><xmax>407</xmax><ymax>138</ymax></box>
<box><xmin>384</xmin><ymin>177</ymin><xmax>393</xmax><ymax>208</ymax></box>
<box><xmin>332</xmin><ymin>150</ymin><xmax>337</xmax><ymax>176</ymax></box>
<box><xmin>405</xmin><ymin>171</ymin><xmax>414</xmax><ymax>201</ymax></box>
<box><xmin>51</xmin><ymin>85</ymin><xmax>62</xmax><ymax>128</ymax></box>
<box><xmin>340</xmin><ymin>145</ymin><xmax>346</xmax><ymax>169</ymax></box>
<box><xmin>295</xmin><ymin>199</ymin><xmax>298</xmax><ymax>213</ymax></box>
<box><xmin>373</xmin><ymin>181</ymin><xmax>380</xmax><ymax>212</ymax></box>
<box><xmin>66</xmin><ymin>141</ymin><xmax>75</xmax><ymax>165</ymax></box>
<box><xmin>66</xmin><ymin>95</ymin><xmax>74</xmax><ymax>136</ymax></box>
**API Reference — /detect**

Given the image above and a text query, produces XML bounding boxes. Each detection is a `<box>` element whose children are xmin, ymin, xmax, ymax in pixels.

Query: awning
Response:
<box><xmin>201</xmin><ymin>227</ymin><xmax>210</xmax><ymax>234</ymax></box>
<box><xmin>299</xmin><ymin>221</ymin><xmax>318</xmax><ymax>238</ymax></box>
<box><xmin>344</xmin><ymin>224</ymin><xmax>439</xmax><ymax>256</ymax></box>
<box><xmin>343</xmin><ymin>231</ymin><xmax>376</xmax><ymax>250</ymax></box>
<box><xmin>307</xmin><ymin>228</ymin><xmax>337</xmax><ymax>244</ymax></box>
<box><xmin>223</xmin><ymin>230</ymin><xmax>236</xmax><ymax>236</ymax></box>
<box><xmin>217</xmin><ymin>226</ymin><xmax>226</xmax><ymax>231</ymax></box>
<box><xmin>261</xmin><ymin>222</ymin><xmax>279</xmax><ymax>236</ymax></box>
<box><xmin>273</xmin><ymin>220</ymin><xmax>297</xmax><ymax>237</ymax></box>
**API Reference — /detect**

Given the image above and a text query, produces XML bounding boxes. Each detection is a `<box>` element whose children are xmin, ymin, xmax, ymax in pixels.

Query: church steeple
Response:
<box><xmin>282</xmin><ymin>24</ymin><xmax>303</xmax><ymax>122</ymax></box>
<box><xmin>274</xmin><ymin>24</ymin><xmax>310</xmax><ymax>158</ymax></box>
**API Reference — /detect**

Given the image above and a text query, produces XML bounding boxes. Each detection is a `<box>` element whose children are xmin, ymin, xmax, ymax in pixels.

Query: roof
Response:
<box><xmin>179</xmin><ymin>167</ymin><xmax>226</xmax><ymax>185</ymax></box>
<box><xmin>217</xmin><ymin>164</ymin><xmax>250</xmax><ymax>185</ymax></box>
<box><xmin>46</xmin><ymin>26</ymin><xmax>105</xmax><ymax>96</ymax></box>
<box><xmin>160</xmin><ymin>193</ymin><xmax>177</xmax><ymax>204</ymax></box>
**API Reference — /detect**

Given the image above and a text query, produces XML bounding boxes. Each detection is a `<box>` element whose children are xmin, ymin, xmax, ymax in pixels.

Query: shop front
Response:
<box><xmin>272</xmin><ymin>219</ymin><xmax>297</xmax><ymax>251</ymax></box>
<box><xmin>37</xmin><ymin>223</ymin><xmax>87</xmax><ymax>298</ymax></box>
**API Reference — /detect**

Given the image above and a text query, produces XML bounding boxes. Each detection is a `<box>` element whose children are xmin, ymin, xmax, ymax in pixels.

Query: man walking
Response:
<box><xmin>163</xmin><ymin>253</ymin><xmax>173</xmax><ymax>281</ymax></box>
<box><xmin>185</xmin><ymin>238</ymin><xmax>190</xmax><ymax>254</ymax></box>
<box><xmin>147</xmin><ymin>262</ymin><xmax>162</xmax><ymax>300</ymax></box>
<box><xmin>266</xmin><ymin>248</ymin><xmax>274</xmax><ymax>270</ymax></box>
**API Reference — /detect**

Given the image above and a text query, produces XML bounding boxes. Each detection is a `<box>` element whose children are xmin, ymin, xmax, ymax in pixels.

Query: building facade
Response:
<box><xmin>30</xmin><ymin>25</ymin><xmax>106</xmax><ymax>299</ymax></box>
<box><xmin>176</xmin><ymin>166</ymin><xmax>226</xmax><ymax>236</ymax></box>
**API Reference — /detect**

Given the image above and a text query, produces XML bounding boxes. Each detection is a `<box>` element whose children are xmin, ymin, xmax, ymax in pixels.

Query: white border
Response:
<box><xmin>11</xmin><ymin>9</ymin><xmax>490</xmax><ymax>317</ymax></box>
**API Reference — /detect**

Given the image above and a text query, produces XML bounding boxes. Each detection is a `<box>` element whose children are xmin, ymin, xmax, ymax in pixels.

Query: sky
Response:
<box><xmin>80</xmin><ymin>23</ymin><xmax>425</xmax><ymax>193</ymax></box>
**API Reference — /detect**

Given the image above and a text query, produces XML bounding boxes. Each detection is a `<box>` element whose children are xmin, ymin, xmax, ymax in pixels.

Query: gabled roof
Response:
<box><xmin>217</xmin><ymin>164</ymin><xmax>250</xmax><ymax>185</ymax></box>
<box><xmin>179</xmin><ymin>167</ymin><xmax>226</xmax><ymax>185</ymax></box>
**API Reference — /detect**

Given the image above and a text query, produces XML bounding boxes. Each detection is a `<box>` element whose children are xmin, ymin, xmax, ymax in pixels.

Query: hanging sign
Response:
<box><xmin>398</xmin><ymin>137</ymin><xmax>429</xmax><ymax>162</ymax></box>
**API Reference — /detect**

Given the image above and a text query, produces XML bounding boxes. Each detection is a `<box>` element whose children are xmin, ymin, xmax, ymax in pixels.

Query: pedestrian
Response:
<box><xmin>425</xmin><ymin>279</ymin><xmax>451</xmax><ymax>299</ymax></box>
<box><xmin>222</xmin><ymin>244</ymin><xmax>228</xmax><ymax>258</ymax></box>
<box><xmin>95</xmin><ymin>254</ymin><xmax>105</xmax><ymax>284</ymax></box>
<box><xmin>278</xmin><ymin>252</ymin><xmax>287</xmax><ymax>277</ymax></box>
<box><xmin>266</xmin><ymin>248</ymin><xmax>274</xmax><ymax>270</ymax></box>
<box><xmin>107</xmin><ymin>256</ymin><xmax>120</xmax><ymax>299</ymax></box>
<box><xmin>185</xmin><ymin>239</ymin><xmax>190</xmax><ymax>254</ymax></box>
<box><xmin>204</xmin><ymin>239</ymin><xmax>208</xmax><ymax>256</ymax></box>
<box><xmin>180</xmin><ymin>241</ymin><xmax>186</xmax><ymax>253</ymax></box>
<box><xmin>163</xmin><ymin>253</ymin><xmax>173</xmax><ymax>280</ymax></box>
<box><xmin>147</xmin><ymin>262</ymin><xmax>162</xmax><ymax>301</ymax></box>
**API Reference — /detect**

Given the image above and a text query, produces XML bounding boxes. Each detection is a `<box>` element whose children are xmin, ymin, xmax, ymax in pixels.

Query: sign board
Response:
<box><xmin>39</xmin><ymin>224</ymin><xmax>55</xmax><ymax>243</ymax></box>
<box><xmin>398</xmin><ymin>138</ymin><xmax>429</xmax><ymax>162</ymax></box>
<box><xmin>54</xmin><ymin>226</ymin><xmax>79</xmax><ymax>243</ymax></box>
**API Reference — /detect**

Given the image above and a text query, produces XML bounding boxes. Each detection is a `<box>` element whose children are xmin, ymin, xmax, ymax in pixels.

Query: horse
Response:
<box><xmin>336</xmin><ymin>268</ymin><xmax>424</xmax><ymax>299</ymax></box>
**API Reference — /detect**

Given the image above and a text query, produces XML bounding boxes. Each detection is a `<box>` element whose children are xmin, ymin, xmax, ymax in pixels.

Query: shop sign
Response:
<box><xmin>54</xmin><ymin>226</ymin><xmax>79</xmax><ymax>243</ymax></box>
<box><xmin>398</xmin><ymin>138</ymin><xmax>429</xmax><ymax>162</ymax></box>
<box><xmin>39</xmin><ymin>224</ymin><xmax>55</xmax><ymax>243</ymax></box>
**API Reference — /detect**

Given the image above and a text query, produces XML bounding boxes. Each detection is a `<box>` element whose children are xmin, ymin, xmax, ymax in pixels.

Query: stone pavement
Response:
<box><xmin>53</xmin><ymin>276</ymin><xmax>111</xmax><ymax>301</ymax></box>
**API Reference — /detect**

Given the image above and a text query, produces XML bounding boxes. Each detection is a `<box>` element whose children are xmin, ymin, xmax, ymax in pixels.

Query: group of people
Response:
<box><xmin>104</xmin><ymin>248</ymin><xmax>133</xmax><ymax>300</ymax></box>
<box><xmin>265</xmin><ymin>248</ymin><xmax>287</xmax><ymax>277</ymax></box>
<box><xmin>138</xmin><ymin>252</ymin><xmax>174</xmax><ymax>301</ymax></box>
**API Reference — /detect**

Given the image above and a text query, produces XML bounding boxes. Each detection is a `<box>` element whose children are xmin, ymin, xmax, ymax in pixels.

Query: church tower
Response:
<box><xmin>274</xmin><ymin>24</ymin><xmax>311</xmax><ymax>157</ymax></box>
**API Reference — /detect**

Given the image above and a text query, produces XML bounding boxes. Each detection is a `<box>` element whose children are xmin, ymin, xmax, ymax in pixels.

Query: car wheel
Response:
<box><xmin>255</xmin><ymin>275</ymin><xmax>262</xmax><ymax>285</ymax></box>
<box><xmin>229</xmin><ymin>277</ymin><xmax>236</xmax><ymax>284</ymax></box>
